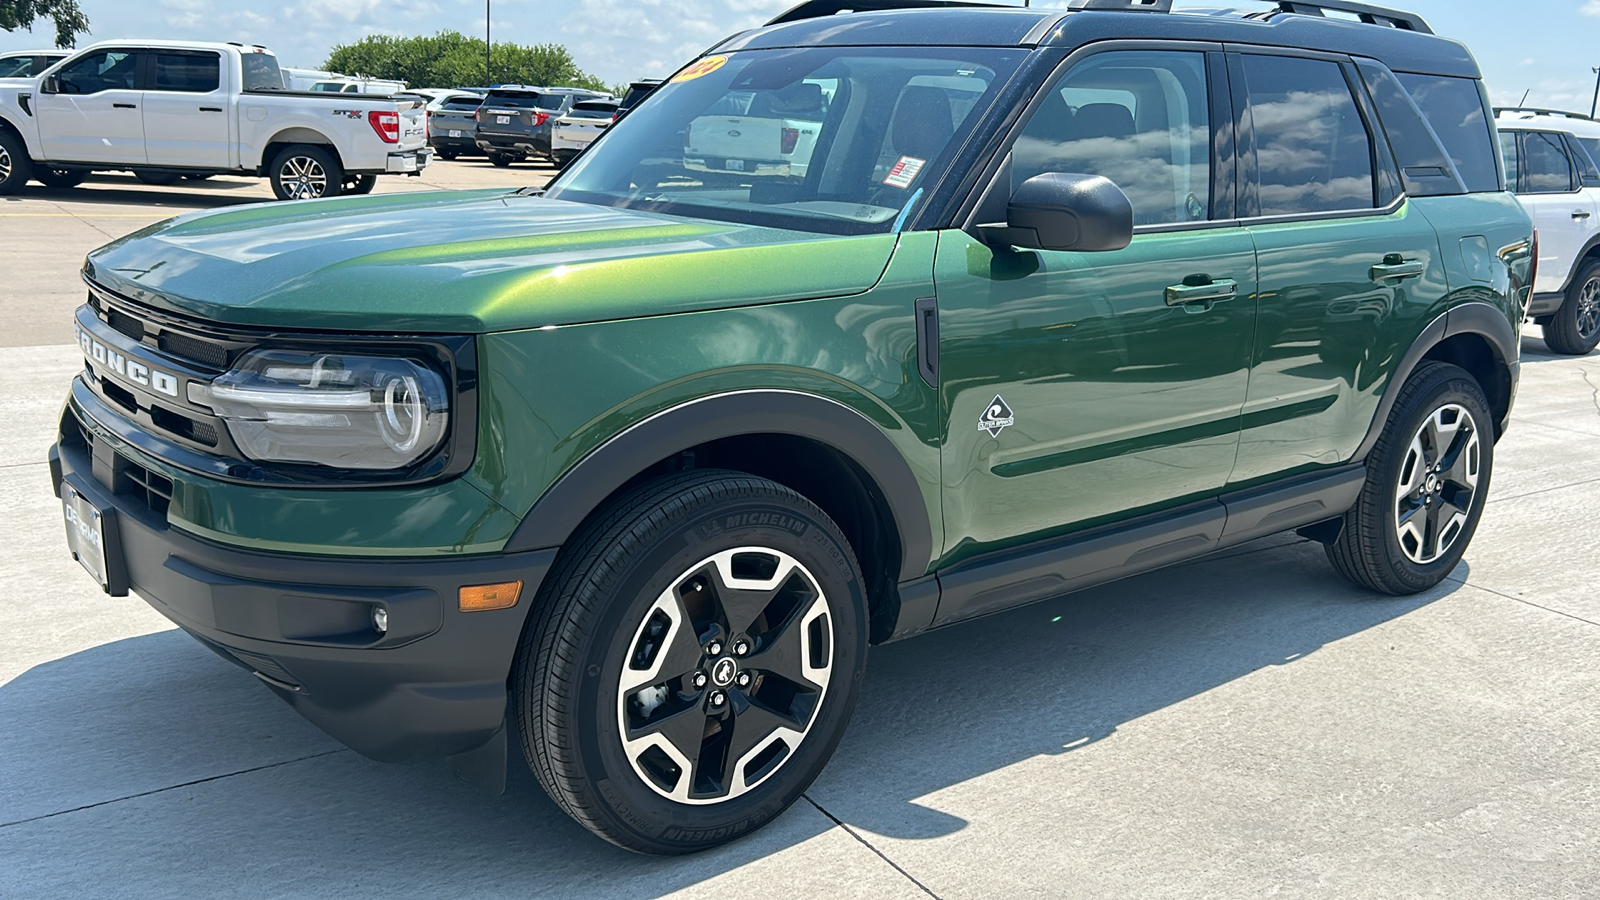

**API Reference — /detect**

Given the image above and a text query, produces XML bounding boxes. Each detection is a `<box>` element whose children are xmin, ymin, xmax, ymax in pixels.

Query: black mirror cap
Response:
<box><xmin>996</xmin><ymin>173</ymin><xmax>1134</xmax><ymax>253</ymax></box>
<box><xmin>40</xmin><ymin>74</ymin><xmax>60</xmax><ymax>94</ymax></box>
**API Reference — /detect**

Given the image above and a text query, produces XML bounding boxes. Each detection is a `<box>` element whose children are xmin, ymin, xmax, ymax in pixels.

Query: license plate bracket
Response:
<box><xmin>62</xmin><ymin>482</ymin><xmax>129</xmax><ymax>596</ymax></box>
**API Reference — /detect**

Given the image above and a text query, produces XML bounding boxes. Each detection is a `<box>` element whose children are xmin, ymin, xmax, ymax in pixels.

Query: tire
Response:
<box><xmin>1544</xmin><ymin>260</ymin><xmax>1600</xmax><ymax>355</ymax></box>
<box><xmin>1326</xmin><ymin>361</ymin><xmax>1494</xmax><ymax>595</ymax></box>
<box><xmin>513</xmin><ymin>470</ymin><xmax>868</xmax><ymax>854</ymax></box>
<box><xmin>134</xmin><ymin>171</ymin><xmax>181</xmax><ymax>186</ymax></box>
<box><xmin>553</xmin><ymin>151</ymin><xmax>575</xmax><ymax>170</ymax></box>
<box><xmin>437</xmin><ymin>149</ymin><xmax>458</xmax><ymax>161</ymax></box>
<box><xmin>0</xmin><ymin>129</ymin><xmax>35</xmax><ymax>195</ymax></box>
<box><xmin>35</xmin><ymin>167</ymin><xmax>86</xmax><ymax>188</ymax></box>
<box><xmin>343</xmin><ymin>174</ymin><xmax>377</xmax><ymax>195</ymax></box>
<box><xmin>489</xmin><ymin>152</ymin><xmax>515</xmax><ymax>168</ymax></box>
<box><xmin>268</xmin><ymin>144</ymin><xmax>343</xmax><ymax>201</ymax></box>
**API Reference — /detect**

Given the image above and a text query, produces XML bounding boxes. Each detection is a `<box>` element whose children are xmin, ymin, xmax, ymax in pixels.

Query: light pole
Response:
<box><xmin>486</xmin><ymin>0</ymin><xmax>492</xmax><ymax>87</ymax></box>
<box><xmin>1591</xmin><ymin>67</ymin><xmax>1599</xmax><ymax>119</ymax></box>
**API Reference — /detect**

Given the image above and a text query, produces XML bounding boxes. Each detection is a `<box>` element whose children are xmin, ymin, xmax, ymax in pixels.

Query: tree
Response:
<box><xmin>0</xmin><ymin>0</ymin><xmax>88</xmax><ymax>48</ymax></box>
<box><xmin>324</xmin><ymin>31</ymin><xmax>608</xmax><ymax>91</ymax></box>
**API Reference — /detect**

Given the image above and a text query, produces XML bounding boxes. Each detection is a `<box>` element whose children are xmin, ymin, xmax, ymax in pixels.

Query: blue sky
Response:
<box><xmin>2</xmin><ymin>0</ymin><xmax>1597</xmax><ymax>108</ymax></box>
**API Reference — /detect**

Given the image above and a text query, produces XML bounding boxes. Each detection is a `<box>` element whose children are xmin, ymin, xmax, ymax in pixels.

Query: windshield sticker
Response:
<box><xmin>673</xmin><ymin>56</ymin><xmax>728</xmax><ymax>83</ymax></box>
<box><xmin>979</xmin><ymin>395</ymin><xmax>1014</xmax><ymax>438</ymax></box>
<box><xmin>884</xmin><ymin>156</ymin><xmax>925</xmax><ymax>189</ymax></box>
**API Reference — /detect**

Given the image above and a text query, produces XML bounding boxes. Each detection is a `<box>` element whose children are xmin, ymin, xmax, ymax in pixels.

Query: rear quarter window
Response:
<box><xmin>1394</xmin><ymin>73</ymin><xmax>1500</xmax><ymax>192</ymax></box>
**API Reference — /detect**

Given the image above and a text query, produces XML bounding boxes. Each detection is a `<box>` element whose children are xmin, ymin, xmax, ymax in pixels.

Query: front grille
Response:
<box><xmin>106</xmin><ymin>307</ymin><xmax>146</xmax><ymax>342</ymax></box>
<box><xmin>62</xmin><ymin>406</ymin><xmax>175</xmax><ymax>519</ymax></box>
<box><xmin>158</xmin><ymin>331</ymin><xmax>231</xmax><ymax>369</ymax></box>
<box><xmin>149</xmin><ymin>406</ymin><xmax>218</xmax><ymax>446</ymax></box>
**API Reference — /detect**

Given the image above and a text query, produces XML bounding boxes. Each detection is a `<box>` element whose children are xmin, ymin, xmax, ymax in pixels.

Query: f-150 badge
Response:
<box><xmin>978</xmin><ymin>395</ymin><xmax>1014</xmax><ymax>437</ymax></box>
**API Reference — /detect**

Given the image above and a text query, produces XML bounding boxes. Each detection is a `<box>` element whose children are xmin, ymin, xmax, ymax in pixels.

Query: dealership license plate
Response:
<box><xmin>61</xmin><ymin>482</ymin><xmax>111</xmax><ymax>592</ymax></box>
<box><xmin>726</xmin><ymin>158</ymin><xmax>745</xmax><ymax>172</ymax></box>
<box><xmin>496</xmin><ymin>115</ymin><xmax>510</xmax><ymax>124</ymax></box>
<box><xmin>449</xmin><ymin>129</ymin><xmax>461</xmax><ymax>137</ymax></box>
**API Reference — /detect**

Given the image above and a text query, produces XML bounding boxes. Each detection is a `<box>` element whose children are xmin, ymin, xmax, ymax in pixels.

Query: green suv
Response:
<box><xmin>51</xmin><ymin>0</ymin><xmax>1531</xmax><ymax>853</ymax></box>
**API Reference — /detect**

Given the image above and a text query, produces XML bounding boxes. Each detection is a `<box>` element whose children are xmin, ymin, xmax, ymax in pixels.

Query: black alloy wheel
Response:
<box><xmin>1546</xmin><ymin>260</ymin><xmax>1600</xmax><ymax>355</ymax></box>
<box><xmin>513</xmin><ymin>470</ymin><xmax>868</xmax><ymax>854</ymax></box>
<box><xmin>1327</xmin><ymin>361</ymin><xmax>1494</xmax><ymax>594</ymax></box>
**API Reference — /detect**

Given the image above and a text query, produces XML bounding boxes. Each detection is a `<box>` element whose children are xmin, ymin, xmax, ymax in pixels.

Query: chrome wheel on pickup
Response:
<box><xmin>268</xmin><ymin>144</ymin><xmax>344</xmax><ymax>201</ymax></box>
<box><xmin>514</xmin><ymin>470</ymin><xmax>867</xmax><ymax>854</ymax></box>
<box><xmin>0</xmin><ymin>129</ymin><xmax>33</xmax><ymax>195</ymax></box>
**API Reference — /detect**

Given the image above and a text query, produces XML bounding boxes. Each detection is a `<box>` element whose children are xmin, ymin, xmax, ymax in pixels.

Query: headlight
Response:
<box><xmin>189</xmin><ymin>349</ymin><xmax>450</xmax><ymax>470</ymax></box>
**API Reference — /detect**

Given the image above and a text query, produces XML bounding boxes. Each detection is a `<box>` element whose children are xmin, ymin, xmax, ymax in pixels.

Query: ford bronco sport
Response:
<box><xmin>50</xmin><ymin>0</ymin><xmax>1531</xmax><ymax>854</ymax></box>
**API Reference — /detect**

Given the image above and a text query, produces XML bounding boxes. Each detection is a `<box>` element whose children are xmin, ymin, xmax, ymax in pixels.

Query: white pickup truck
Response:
<box><xmin>0</xmin><ymin>40</ymin><xmax>429</xmax><ymax>200</ymax></box>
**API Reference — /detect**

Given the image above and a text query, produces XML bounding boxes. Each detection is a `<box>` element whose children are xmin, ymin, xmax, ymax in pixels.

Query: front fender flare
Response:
<box><xmin>501</xmin><ymin>390</ymin><xmax>934</xmax><ymax>582</ymax></box>
<box><xmin>1353</xmin><ymin>301</ymin><xmax>1519</xmax><ymax>460</ymax></box>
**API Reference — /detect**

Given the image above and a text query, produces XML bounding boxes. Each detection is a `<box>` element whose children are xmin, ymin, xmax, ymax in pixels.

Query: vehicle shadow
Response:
<box><xmin>14</xmin><ymin>174</ymin><xmax>270</xmax><ymax>210</ymax></box>
<box><xmin>1519</xmin><ymin>332</ymin><xmax>1591</xmax><ymax>363</ymax></box>
<box><xmin>0</xmin><ymin>535</ymin><xmax>1451</xmax><ymax>897</ymax></box>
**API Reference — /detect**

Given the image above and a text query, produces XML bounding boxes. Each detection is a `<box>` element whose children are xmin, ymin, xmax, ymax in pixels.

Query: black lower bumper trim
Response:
<box><xmin>53</xmin><ymin>432</ymin><xmax>557</xmax><ymax>763</ymax></box>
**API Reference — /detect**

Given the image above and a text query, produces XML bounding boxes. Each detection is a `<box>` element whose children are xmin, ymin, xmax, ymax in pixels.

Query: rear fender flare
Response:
<box><xmin>502</xmin><ymin>390</ymin><xmax>934</xmax><ymax>582</ymax></box>
<box><xmin>1353</xmin><ymin>301</ymin><xmax>1519</xmax><ymax>460</ymax></box>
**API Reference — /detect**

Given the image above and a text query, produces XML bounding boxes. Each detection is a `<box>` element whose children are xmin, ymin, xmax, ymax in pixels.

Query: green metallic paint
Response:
<box><xmin>469</xmin><ymin>231</ymin><xmax>945</xmax><ymax>571</ymax></box>
<box><xmin>934</xmin><ymin>227</ymin><xmax>1258</xmax><ymax>566</ymax></box>
<box><xmin>1231</xmin><ymin>201</ymin><xmax>1449</xmax><ymax>486</ymax></box>
<box><xmin>82</xmin><ymin>192</ymin><xmax>897</xmax><ymax>333</ymax></box>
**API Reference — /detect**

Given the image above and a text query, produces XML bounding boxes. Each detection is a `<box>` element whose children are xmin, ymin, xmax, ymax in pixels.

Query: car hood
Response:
<box><xmin>84</xmin><ymin>190</ymin><xmax>899</xmax><ymax>333</ymax></box>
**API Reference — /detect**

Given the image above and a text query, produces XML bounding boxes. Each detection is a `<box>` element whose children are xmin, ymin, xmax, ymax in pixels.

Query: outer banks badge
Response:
<box><xmin>978</xmin><ymin>395</ymin><xmax>1014</xmax><ymax>438</ymax></box>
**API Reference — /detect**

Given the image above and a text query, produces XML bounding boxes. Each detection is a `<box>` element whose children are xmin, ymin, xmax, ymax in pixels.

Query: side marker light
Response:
<box><xmin>459</xmin><ymin>581</ymin><xmax>522</xmax><ymax>612</ymax></box>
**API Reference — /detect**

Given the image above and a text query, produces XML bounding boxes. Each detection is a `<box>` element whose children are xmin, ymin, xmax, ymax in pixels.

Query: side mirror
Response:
<box><xmin>980</xmin><ymin>173</ymin><xmax>1134</xmax><ymax>253</ymax></box>
<box><xmin>40</xmin><ymin>74</ymin><xmax>60</xmax><ymax>94</ymax></box>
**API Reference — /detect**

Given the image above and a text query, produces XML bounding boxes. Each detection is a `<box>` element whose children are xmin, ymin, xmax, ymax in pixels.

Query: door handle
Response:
<box><xmin>199</xmin><ymin>106</ymin><xmax>222</xmax><ymax>112</ymax></box>
<box><xmin>1370</xmin><ymin>254</ymin><xmax>1425</xmax><ymax>282</ymax></box>
<box><xmin>112</xmin><ymin>102</ymin><xmax>137</xmax><ymax>109</ymax></box>
<box><xmin>1165</xmin><ymin>277</ymin><xmax>1238</xmax><ymax>308</ymax></box>
<box><xmin>1574</xmin><ymin>210</ymin><xmax>1593</xmax><ymax>220</ymax></box>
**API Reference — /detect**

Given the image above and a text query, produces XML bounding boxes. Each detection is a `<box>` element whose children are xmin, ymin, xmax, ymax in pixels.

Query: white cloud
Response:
<box><xmin>1583</xmin><ymin>0</ymin><xmax>1600</xmax><ymax>16</ymax></box>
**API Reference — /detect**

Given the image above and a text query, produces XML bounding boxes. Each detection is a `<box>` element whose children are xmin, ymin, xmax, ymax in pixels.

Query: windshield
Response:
<box><xmin>242</xmin><ymin>51</ymin><xmax>284</xmax><ymax>92</ymax></box>
<box><xmin>546</xmin><ymin>46</ymin><xmax>1023</xmax><ymax>234</ymax></box>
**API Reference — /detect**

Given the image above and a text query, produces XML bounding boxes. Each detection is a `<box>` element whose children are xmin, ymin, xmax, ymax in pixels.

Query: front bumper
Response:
<box><xmin>384</xmin><ymin>148</ymin><xmax>432</xmax><ymax>174</ymax></box>
<box><xmin>50</xmin><ymin>401</ymin><xmax>555</xmax><ymax>763</ymax></box>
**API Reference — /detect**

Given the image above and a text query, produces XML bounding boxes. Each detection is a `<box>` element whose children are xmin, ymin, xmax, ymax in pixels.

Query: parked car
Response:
<box><xmin>0</xmin><ymin>40</ymin><xmax>430</xmax><ymax>199</ymax></box>
<box><xmin>50</xmin><ymin>0</ymin><xmax>1529</xmax><ymax>855</ymax></box>
<box><xmin>550</xmin><ymin>98</ymin><xmax>619</xmax><ymax>167</ymax></box>
<box><xmin>0</xmin><ymin>49</ymin><xmax>68</xmax><ymax>78</ymax></box>
<box><xmin>427</xmin><ymin>92</ymin><xmax>486</xmax><ymax>160</ymax></box>
<box><xmin>684</xmin><ymin>81</ymin><xmax>830</xmax><ymax>180</ymax></box>
<box><xmin>617</xmin><ymin>78</ymin><xmax>661</xmax><ymax>115</ymax></box>
<box><xmin>1495</xmin><ymin>107</ymin><xmax>1600</xmax><ymax>354</ymax></box>
<box><xmin>473</xmin><ymin>85</ymin><xmax>611</xmax><ymax>165</ymax></box>
<box><xmin>309</xmin><ymin>77</ymin><xmax>408</xmax><ymax>95</ymax></box>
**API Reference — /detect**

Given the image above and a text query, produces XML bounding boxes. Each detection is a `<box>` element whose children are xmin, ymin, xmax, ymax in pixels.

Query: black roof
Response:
<box><xmin>714</xmin><ymin>5</ymin><xmax>1478</xmax><ymax>79</ymax></box>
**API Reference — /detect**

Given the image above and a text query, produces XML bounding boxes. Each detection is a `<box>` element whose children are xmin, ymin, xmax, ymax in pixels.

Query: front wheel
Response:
<box><xmin>342</xmin><ymin>174</ymin><xmax>377</xmax><ymax>195</ymax></box>
<box><xmin>0</xmin><ymin>130</ymin><xmax>35</xmax><ymax>194</ymax></box>
<box><xmin>513</xmin><ymin>470</ymin><xmax>868</xmax><ymax>854</ymax></box>
<box><xmin>1327</xmin><ymin>361</ymin><xmax>1494</xmax><ymax>594</ymax></box>
<box><xmin>268</xmin><ymin>144</ymin><xmax>343</xmax><ymax>201</ymax></box>
<box><xmin>1545</xmin><ymin>260</ymin><xmax>1600</xmax><ymax>355</ymax></box>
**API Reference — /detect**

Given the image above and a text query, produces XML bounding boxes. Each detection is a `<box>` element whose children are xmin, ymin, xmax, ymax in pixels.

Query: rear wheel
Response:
<box><xmin>1327</xmin><ymin>361</ymin><xmax>1493</xmax><ymax>594</ymax></box>
<box><xmin>553</xmin><ymin>151</ymin><xmax>576</xmax><ymax>170</ymax></box>
<box><xmin>489</xmin><ymin>152</ymin><xmax>516</xmax><ymax>167</ymax></box>
<box><xmin>437</xmin><ymin>149</ymin><xmax>458</xmax><ymax>161</ymax></box>
<box><xmin>514</xmin><ymin>470</ymin><xmax>868</xmax><ymax>854</ymax></box>
<box><xmin>35</xmin><ymin>167</ymin><xmax>86</xmax><ymax>188</ymax></box>
<box><xmin>268</xmin><ymin>144</ymin><xmax>343</xmax><ymax>201</ymax></box>
<box><xmin>0</xmin><ymin>130</ymin><xmax>35</xmax><ymax>194</ymax></box>
<box><xmin>1545</xmin><ymin>260</ymin><xmax>1600</xmax><ymax>355</ymax></box>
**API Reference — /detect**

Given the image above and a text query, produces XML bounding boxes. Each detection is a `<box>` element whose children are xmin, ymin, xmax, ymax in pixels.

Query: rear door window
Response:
<box><xmin>1240</xmin><ymin>54</ymin><xmax>1375</xmax><ymax>216</ymax></box>
<box><xmin>151</xmin><ymin>51</ymin><xmax>221</xmax><ymax>93</ymax></box>
<box><xmin>1522</xmin><ymin>131</ymin><xmax>1575</xmax><ymax>193</ymax></box>
<box><xmin>1394</xmin><ymin>73</ymin><xmax>1500</xmax><ymax>192</ymax></box>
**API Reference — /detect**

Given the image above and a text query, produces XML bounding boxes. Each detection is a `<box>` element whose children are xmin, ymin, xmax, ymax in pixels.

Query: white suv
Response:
<box><xmin>1496</xmin><ymin>108</ymin><xmax>1600</xmax><ymax>354</ymax></box>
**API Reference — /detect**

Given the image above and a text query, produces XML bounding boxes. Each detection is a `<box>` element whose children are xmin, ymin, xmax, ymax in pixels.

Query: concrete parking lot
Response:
<box><xmin>2</xmin><ymin>163</ymin><xmax>1598</xmax><ymax>898</ymax></box>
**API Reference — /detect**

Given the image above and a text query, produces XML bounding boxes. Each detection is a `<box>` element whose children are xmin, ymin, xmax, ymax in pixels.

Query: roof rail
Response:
<box><xmin>1494</xmin><ymin>107</ymin><xmax>1596</xmax><ymax>122</ymax></box>
<box><xmin>1066</xmin><ymin>0</ymin><xmax>1172</xmax><ymax>11</ymax></box>
<box><xmin>1270</xmin><ymin>1</ymin><xmax>1432</xmax><ymax>34</ymax></box>
<box><xmin>766</xmin><ymin>0</ymin><xmax>1002</xmax><ymax>26</ymax></box>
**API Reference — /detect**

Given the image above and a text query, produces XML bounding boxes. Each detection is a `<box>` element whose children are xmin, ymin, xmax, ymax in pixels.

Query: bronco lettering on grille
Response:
<box><xmin>77</xmin><ymin>324</ymin><xmax>181</xmax><ymax>398</ymax></box>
